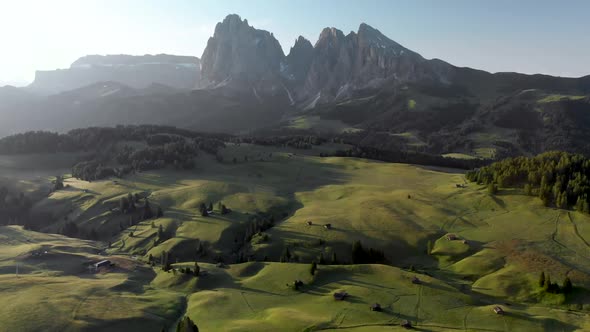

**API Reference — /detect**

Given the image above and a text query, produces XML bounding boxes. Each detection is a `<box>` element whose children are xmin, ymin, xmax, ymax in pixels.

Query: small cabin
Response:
<box><xmin>94</xmin><ymin>260</ymin><xmax>111</xmax><ymax>271</ymax></box>
<box><xmin>412</xmin><ymin>276</ymin><xmax>421</xmax><ymax>284</ymax></box>
<box><xmin>370</xmin><ymin>303</ymin><xmax>382</xmax><ymax>311</ymax></box>
<box><xmin>306</xmin><ymin>221</ymin><xmax>313</xmax><ymax>226</ymax></box>
<box><xmin>446</xmin><ymin>233</ymin><xmax>458</xmax><ymax>241</ymax></box>
<box><xmin>401</xmin><ymin>320</ymin><xmax>412</xmax><ymax>329</ymax></box>
<box><xmin>493</xmin><ymin>306</ymin><xmax>504</xmax><ymax>315</ymax></box>
<box><xmin>333</xmin><ymin>291</ymin><xmax>348</xmax><ymax>301</ymax></box>
<box><xmin>294</xmin><ymin>280</ymin><xmax>304</xmax><ymax>287</ymax></box>
<box><xmin>324</xmin><ymin>224</ymin><xmax>332</xmax><ymax>230</ymax></box>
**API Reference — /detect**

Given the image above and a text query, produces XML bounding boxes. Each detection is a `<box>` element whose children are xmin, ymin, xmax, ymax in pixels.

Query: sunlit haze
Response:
<box><xmin>1</xmin><ymin>0</ymin><xmax>589</xmax><ymax>86</ymax></box>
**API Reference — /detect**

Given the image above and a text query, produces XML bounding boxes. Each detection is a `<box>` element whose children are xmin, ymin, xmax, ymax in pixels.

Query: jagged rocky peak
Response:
<box><xmin>200</xmin><ymin>14</ymin><xmax>285</xmax><ymax>89</ymax></box>
<box><xmin>284</xmin><ymin>36</ymin><xmax>314</xmax><ymax>82</ymax></box>
<box><xmin>316</xmin><ymin>27</ymin><xmax>347</xmax><ymax>47</ymax></box>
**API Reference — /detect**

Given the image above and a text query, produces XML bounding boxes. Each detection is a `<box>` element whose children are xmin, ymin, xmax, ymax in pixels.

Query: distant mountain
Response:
<box><xmin>27</xmin><ymin>54</ymin><xmax>201</xmax><ymax>95</ymax></box>
<box><xmin>1</xmin><ymin>14</ymin><xmax>590</xmax><ymax>158</ymax></box>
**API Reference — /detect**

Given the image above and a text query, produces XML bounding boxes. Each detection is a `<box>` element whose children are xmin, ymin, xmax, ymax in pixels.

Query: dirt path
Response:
<box><xmin>567</xmin><ymin>212</ymin><xmax>590</xmax><ymax>249</ymax></box>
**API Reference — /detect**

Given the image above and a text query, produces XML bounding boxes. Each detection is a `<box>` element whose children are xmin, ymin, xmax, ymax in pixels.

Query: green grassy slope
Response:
<box><xmin>4</xmin><ymin>145</ymin><xmax>590</xmax><ymax>331</ymax></box>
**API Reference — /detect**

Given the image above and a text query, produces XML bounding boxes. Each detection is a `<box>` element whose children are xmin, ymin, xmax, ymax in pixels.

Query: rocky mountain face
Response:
<box><xmin>28</xmin><ymin>54</ymin><xmax>201</xmax><ymax>95</ymax></box>
<box><xmin>200</xmin><ymin>15</ymin><xmax>454</xmax><ymax>106</ymax></box>
<box><xmin>200</xmin><ymin>14</ymin><xmax>285</xmax><ymax>94</ymax></box>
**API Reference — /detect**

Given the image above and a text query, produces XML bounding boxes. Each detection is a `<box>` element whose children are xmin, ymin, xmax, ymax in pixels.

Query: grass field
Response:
<box><xmin>2</xmin><ymin>145</ymin><xmax>590</xmax><ymax>331</ymax></box>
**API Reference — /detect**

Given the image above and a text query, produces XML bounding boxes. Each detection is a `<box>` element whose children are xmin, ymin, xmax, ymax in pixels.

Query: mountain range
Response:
<box><xmin>1</xmin><ymin>14</ymin><xmax>589</xmax><ymax>157</ymax></box>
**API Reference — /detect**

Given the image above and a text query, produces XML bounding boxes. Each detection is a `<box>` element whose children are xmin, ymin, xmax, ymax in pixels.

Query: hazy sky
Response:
<box><xmin>1</xmin><ymin>0</ymin><xmax>589</xmax><ymax>86</ymax></box>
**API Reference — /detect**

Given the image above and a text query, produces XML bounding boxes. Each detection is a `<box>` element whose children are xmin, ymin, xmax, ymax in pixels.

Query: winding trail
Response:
<box><xmin>567</xmin><ymin>212</ymin><xmax>590</xmax><ymax>249</ymax></box>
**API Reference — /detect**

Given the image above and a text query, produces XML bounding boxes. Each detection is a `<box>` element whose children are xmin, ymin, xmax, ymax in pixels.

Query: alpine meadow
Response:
<box><xmin>0</xmin><ymin>2</ymin><xmax>590</xmax><ymax>331</ymax></box>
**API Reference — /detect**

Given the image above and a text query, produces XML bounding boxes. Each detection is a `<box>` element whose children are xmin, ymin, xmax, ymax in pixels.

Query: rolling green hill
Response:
<box><xmin>1</xmin><ymin>145</ymin><xmax>589</xmax><ymax>331</ymax></box>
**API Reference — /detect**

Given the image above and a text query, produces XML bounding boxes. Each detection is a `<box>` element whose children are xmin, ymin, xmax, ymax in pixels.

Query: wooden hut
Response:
<box><xmin>493</xmin><ymin>306</ymin><xmax>504</xmax><ymax>315</ymax></box>
<box><xmin>333</xmin><ymin>291</ymin><xmax>348</xmax><ymax>301</ymax></box>
<box><xmin>446</xmin><ymin>233</ymin><xmax>458</xmax><ymax>241</ymax></box>
<box><xmin>370</xmin><ymin>303</ymin><xmax>382</xmax><ymax>311</ymax></box>
<box><xmin>412</xmin><ymin>276</ymin><xmax>421</xmax><ymax>284</ymax></box>
<box><xmin>324</xmin><ymin>224</ymin><xmax>332</xmax><ymax>230</ymax></box>
<box><xmin>306</xmin><ymin>221</ymin><xmax>313</xmax><ymax>226</ymax></box>
<box><xmin>401</xmin><ymin>320</ymin><xmax>412</xmax><ymax>329</ymax></box>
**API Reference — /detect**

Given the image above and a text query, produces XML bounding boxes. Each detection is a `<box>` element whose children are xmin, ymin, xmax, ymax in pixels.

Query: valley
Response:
<box><xmin>1</xmin><ymin>142</ymin><xmax>589</xmax><ymax>331</ymax></box>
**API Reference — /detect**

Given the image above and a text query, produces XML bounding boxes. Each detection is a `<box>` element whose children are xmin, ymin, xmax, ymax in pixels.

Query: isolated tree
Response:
<box><xmin>194</xmin><ymin>261</ymin><xmax>200</xmax><ymax>276</ymax></box>
<box><xmin>127</xmin><ymin>193</ymin><xmax>136</xmax><ymax>212</ymax></box>
<box><xmin>310</xmin><ymin>261</ymin><xmax>317</xmax><ymax>276</ymax></box>
<box><xmin>208</xmin><ymin>202</ymin><xmax>213</xmax><ymax>212</ymax></box>
<box><xmin>53</xmin><ymin>175</ymin><xmax>64</xmax><ymax>191</ymax></box>
<box><xmin>331</xmin><ymin>252</ymin><xmax>338</xmax><ymax>265</ymax></box>
<box><xmin>176</xmin><ymin>316</ymin><xmax>199</xmax><ymax>332</ymax></box>
<box><xmin>539</xmin><ymin>271</ymin><xmax>545</xmax><ymax>288</ymax></box>
<box><xmin>487</xmin><ymin>183</ymin><xmax>498</xmax><ymax>195</ymax></box>
<box><xmin>143</xmin><ymin>199</ymin><xmax>154</xmax><ymax>220</ymax></box>
<box><xmin>161</xmin><ymin>250</ymin><xmax>171</xmax><ymax>271</ymax></box>
<box><xmin>157</xmin><ymin>206</ymin><xmax>164</xmax><ymax>218</ymax></box>
<box><xmin>157</xmin><ymin>224</ymin><xmax>164</xmax><ymax>242</ymax></box>
<box><xmin>120</xmin><ymin>196</ymin><xmax>129</xmax><ymax>213</ymax></box>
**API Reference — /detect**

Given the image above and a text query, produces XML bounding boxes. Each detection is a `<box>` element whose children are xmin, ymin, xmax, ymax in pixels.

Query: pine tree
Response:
<box><xmin>331</xmin><ymin>252</ymin><xmax>337</xmax><ymax>265</ymax></box>
<box><xmin>281</xmin><ymin>247</ymin><xmax>291</xmax><ymax>262</ymax></box>
<box><xmin>318</xmin><ymin>252</ymin><xmax>326</xmax><ymax>264</ymax></box>
<box><xmin>157</xmin><ymin>206</ymin><xmax>164</xmax><ymax>218</ymax></box>
<box><xmin>143</xmin><ymin>199</ymin><xmax>154</xmax><ymax>220</ymax></box>
<box><xmin>562</xmin><ymin>277</ymin><xmax>573</xmax><ymax>294</ymax></box>
<box><xmin>208</xmin><ymin>202</ymin><xmax>213</xmax><ymax>211</ymax></box>
<box><xmin>427</xmin><ymin>240</ymin><xmax>433</xmax><ymax>255</ymax></box>
<box><xmin>158</xmin><ymin>224</ymin><xmax>164</xmax><ymax>242</ymax></box>
<box><xmin>194</xmin><ymin>261</ymin><xmax>200</xmax><ymax>276</ymax></box>
<box><xmin>539</xmin><ymin>271</ymin><xmax>545</xmax><ymax>287</ymax></box>
<box><xmin>543</xmin><ymin>274</ymin><xmax>551</xmax><ymax>291</ymax></box>
<box><xmin>310</xmin><ymin>261</ymin><xmax>317</xmax><ymax>276</ymax></box>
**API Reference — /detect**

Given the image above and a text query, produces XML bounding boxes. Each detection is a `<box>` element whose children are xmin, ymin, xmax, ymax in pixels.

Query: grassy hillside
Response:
<box><xmin>3</xmin><ymin>146</ymin><xmax>590</xmax><ymax>331</ymax></box>
<box><xmin>0</xmin><ymin>226</ymin><xmax>183</xmax><ymax>332</ymax></box>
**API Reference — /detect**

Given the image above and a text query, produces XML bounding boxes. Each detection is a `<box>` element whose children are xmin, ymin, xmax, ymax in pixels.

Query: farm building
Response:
<box><xmin>333</xmin><ymin>291</ymin><xmax>348</xmax><ymax>301</ymax></box>
<box><xmin>306</xmin><ymin>221</ymin><xmax>313</xmax><ymax>226</ymax></box>
<box><xmin>412</xmin><ymin>276</ymin><xmax>421</xmax><ymax>284</ymax></box>
<box><xmin>493</xmin><ymin>306</ymin><xmax>504</xmax><ymax>315</ymax></box>
<box><xmin>446</xmin><ymin>233</ymin><xmax>458</xmax><ymax>241</ymax></box>
<box><xmin>401</xmin><ymin>320</ymin><xmax>412</xmax><ymax>328</ymax></box>
<box><xmin>324</xmin><ymin>224</ymin><xmax>332</xmax><ymax>229</ymax></box>
<box><xmin>93</xmin><ymin>260</ymin><xmax>111</xmax><ymax>271</ymax></box>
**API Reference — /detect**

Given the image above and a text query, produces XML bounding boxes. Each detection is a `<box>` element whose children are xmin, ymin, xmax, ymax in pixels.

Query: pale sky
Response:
<box><xmin>1</xmin><ymin>0</ymin><xmax>589</xmax><ymax>86</ymax></box>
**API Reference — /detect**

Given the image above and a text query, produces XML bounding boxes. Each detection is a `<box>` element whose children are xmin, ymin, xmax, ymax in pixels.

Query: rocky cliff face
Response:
<box><xmin>28</xmin><ymin>54</ymin><xmax>200</xmax><ymax>95</ymax></box>
<box><xmin>200</xmin><ymin>14</ymin><xmax>285</xmax><ymax>93</ymax></box>
<box><xmin>200</xmin><ymin>15</ymin><xmax>453</xmax><ymax>106</ymax></box>
<box><xmin>297</xmin><ymin>24</ymin><xmax>452</xmax><ymax>103</ymax></box>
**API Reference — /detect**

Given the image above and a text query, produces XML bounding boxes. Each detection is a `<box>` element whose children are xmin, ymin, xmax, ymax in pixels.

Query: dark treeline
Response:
<box><xmin>0</xmin><ymin>125</ymin><xmax>231</xmax><ymax>154</ymax></box>
<box><xmin>466</xmin><ymin>151</ymin><xmax>590</xmax><ymax>211</ymax></box>
<box><xmin>330</xmin><ymin>146</ymin><xmax>492</xmax><ymax>170</ymax></box>
<box><xmin>235</xmin><ymin>135</ymin><xmax>326</xmax><ymax>149</ymax></box>
<box><xmin>0</xmin><ymin>187</ymin><xmax>32</xmax><ymax>225</ymax></box>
